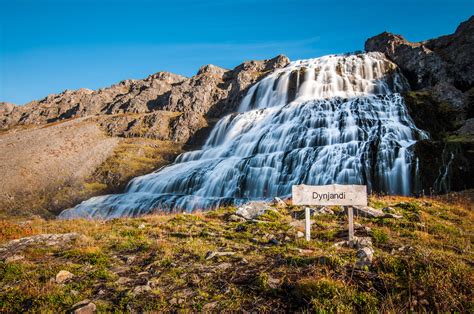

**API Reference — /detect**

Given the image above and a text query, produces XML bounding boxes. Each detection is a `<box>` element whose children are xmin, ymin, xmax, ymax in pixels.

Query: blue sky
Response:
<box><xmin>1</xmin><ymin>0</ymin><xmax>472</xmax><ymax>105</ymax></box>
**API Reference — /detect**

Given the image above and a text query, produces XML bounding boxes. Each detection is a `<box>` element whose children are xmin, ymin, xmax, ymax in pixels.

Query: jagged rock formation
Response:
<box><xmin>366</xmin><ymin>16</ymin><xmax>474</xmax><ymax>194</ymax></box>
<box><xmin>0</xmin><ymin>55</ymin><xmax>289</xmax><ymax>144</ymax></box>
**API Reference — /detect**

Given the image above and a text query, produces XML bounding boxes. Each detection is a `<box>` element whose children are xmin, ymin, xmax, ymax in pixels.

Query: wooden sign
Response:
<box><xmin>292</xmin><ymin>184</ymin><xmax>367</xmax><ymax>206</ymax></box>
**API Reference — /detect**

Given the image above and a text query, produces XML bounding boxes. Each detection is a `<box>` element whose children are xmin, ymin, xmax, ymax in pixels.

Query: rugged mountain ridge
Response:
<box><xmin>1</xmin><ymin>55</ymin><xmax>289</xmax><ymax>143</ymax></box>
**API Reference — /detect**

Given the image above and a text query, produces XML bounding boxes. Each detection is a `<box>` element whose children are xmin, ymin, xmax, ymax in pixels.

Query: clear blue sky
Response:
<box><xmin>1</xmin><ymin>0</ymin><xmax>472</xmax><ymax>105</ymax></box>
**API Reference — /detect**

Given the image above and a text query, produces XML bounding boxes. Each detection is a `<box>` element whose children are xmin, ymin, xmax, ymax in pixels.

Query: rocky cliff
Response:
<box><xmin>1</xmin><ymin>55</ymin><xmax>289</xmax><ymax>143</ymax></box>
<box><xmin>366</xmin><ymin>16</ymin><xmax>474</xmax><ymax>194</ymax></box>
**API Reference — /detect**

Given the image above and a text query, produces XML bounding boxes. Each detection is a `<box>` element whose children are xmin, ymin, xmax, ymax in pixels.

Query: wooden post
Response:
<box><xmin>305</xmin><ymin>207</ymin><xmax>311</xmax><ymax>241</ymax></box>
<box><xmin>347</xmin><ymin>206</ymin><xmax>354</xmax><ymax>241</ymax></box>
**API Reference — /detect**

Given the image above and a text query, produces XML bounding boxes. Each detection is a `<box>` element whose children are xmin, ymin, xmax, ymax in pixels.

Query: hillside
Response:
<box><xmin>1</xmin><ymin>195</ymin><xmax>473</xmax><ymax>312</ymax></box>
<box><xmin>0</xmin><ymin>56</ymin><xmax>289</xmax><ymax>217</ymax></box>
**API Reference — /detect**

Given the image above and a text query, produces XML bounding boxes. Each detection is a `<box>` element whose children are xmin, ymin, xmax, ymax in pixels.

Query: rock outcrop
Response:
<box><xmin>365</xmin><ymin>16</ymin><xmax>473</xmax><ymax>120</ymax></box>
<box><xmin>366</xmin><ymin>16</ymin><xmax>474</xmax><ymax>194</ymax></box>
<box><xmin>0</xmin><ymin>55</ymin><xmax>289</xmax><ymax>145</ymax></box>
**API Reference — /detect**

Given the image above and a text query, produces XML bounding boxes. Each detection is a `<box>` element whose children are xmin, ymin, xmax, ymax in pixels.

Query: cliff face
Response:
<box><xmin>366</xmin><ymin>16</ymin><xmax>474</xmax><ymax>194</ymax></box>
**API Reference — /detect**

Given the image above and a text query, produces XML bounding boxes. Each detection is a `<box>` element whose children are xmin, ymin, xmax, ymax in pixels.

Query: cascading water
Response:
<box><xmin>60</xmin><ymin>52</ymin><xmax>428</xmax><ymax>219</ymax></box>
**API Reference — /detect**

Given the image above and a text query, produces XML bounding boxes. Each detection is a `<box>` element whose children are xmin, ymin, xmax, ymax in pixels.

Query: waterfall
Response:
<box><xmin>59</xmin><ymin>52</ymin><xmax>428</xmax><ymax>219</ymax></box>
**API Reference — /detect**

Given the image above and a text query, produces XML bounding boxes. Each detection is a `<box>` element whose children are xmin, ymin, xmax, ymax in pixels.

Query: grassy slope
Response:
<box><xmin>0</xmin><ymin>195</ymin><xmax>473</xmax><ymax>312</ymax></box>
<box><xmin>1</xmin><ymin>137</ymin><xmax>183</xmax><ymax>219</ymax></box>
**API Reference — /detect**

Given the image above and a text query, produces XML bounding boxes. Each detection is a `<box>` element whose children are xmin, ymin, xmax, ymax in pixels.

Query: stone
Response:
<box><xmin>138</xmin><ymin>223</ymin><xmax>146</xmax><ymax>229</ymax></box>
<box><xmin>235</xmin><ymin>201</ymin><xmax>270</xmax><ymax>220</ymax></box>
<box><xmin>132</xmin><ymin>285</ymin><xmax>152</xmax><ymax>296</ymax></box>
<box><xmin>355</xmin><ymin>246</ymin><xmax>374</xmax><ymax>268</ymax></box>
<box><xmin>383</xmin><ymin>213</ymin><xmax>403</xmax><ymax>219</ymax></box>
<box><xmin>350</xmin><ymin>206</ymin><xmax>385</xmax><ymax>218</ymax></box>
<box><xmin>228</xmin><ymin>214</ymin><xmax>246</xmax><ymax>223</ymax></box>
<box><xmin>296</xmin><ymin>231</ymin><xmax>305</xmax><ymax>238</ymax></box>
<box><xmin>55</xmin><ymin>270</ymin><xmax>74</xmax><ymax>284</ymax></box>
<box><xmin>71</xmin><ymin>300</ymin><xmax>96</xmax><ymax>314</ymax></box>
<box><xmin>273</xmin><ymin>197</ymin><xmax>287</xmax><ymax>207</ymax></box>
<box><xmin>267</xmin><ymin>276</ymin><xmax>281</xmax><ymax>289</ymax></box>
<box><xmin>382</xmin><ymin>207</ymin><xmax>396</xmax><ymax>213</ymax></box>
<box><xmin>216</xmin><ymin>262</ymin><xmax>232</xmax><ymax>270</ymax></box>
<box><xmin>0</xmin><ymin>233</ymin><xmax>80</xmax><ymax>261</ymax></box>
<box><xmin>317</xmin><ymin>206</ymin><xmax>335</xmax><ymax>215</ymax></box>
<box><xmin>116</xmin><ymin>277</ymin><xmax>133</xmax><ymax>285</ymax></box>
<box><xmin>5</xmin><ymin>254</ymin><xmax>24</xmax><ymax>263</ymax></box>
<box><xmin>205</xmin><ymin>251</ymin><xmax>235</xmax><ymax>260</ymax></box>
<box><xmin>268</xmin><ymin>238</ymin><xmax>280</xmax><ymax>245</ymax></box>
<box><xmin>456</xmin><ymin>118</ymin><xmax>474</xmax><ymax>136</ymax></box>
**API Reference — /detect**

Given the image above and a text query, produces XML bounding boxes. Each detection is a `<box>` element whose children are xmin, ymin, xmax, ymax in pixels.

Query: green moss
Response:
<box><xmin>372</xmin><ymin>228</ymin><xmax>389</xmax><ymax>244</ymax></box>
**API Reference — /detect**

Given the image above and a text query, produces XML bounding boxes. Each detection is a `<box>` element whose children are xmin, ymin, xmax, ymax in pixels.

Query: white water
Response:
<box><xmin>60</xmin><ymin>52</ymin><xmax>427</xmax><ymax>219</ymax></box>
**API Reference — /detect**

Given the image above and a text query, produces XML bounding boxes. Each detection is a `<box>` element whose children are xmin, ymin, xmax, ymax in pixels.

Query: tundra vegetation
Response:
<box><xmin>0</xmin><ymin>194</ymin><xmax>472</xmax><ymax>312</ymax></box>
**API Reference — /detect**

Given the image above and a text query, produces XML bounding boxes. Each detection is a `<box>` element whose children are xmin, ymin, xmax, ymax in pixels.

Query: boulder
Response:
<box><xmin>227</xmin><ymin>214</ymin><xmax>247</xmax><ymax>222</ymax></box>
<box><xmin>235</xmin><ymin>201</ymin><xmax>270</xmax><ymax>220</ymax></box>
<box><xmin>55</xmin><ymin>270</ymin><xmax>74</xmax><ymax>284</ymax></box>
<box><xmin>71</xmin><ymin>300</ymin><xmax>96</xmax><ymax>314</ymax></box>
<box><xmin>355</xmin><ymin>246</ymin><xmax>375</xmax><ymax>268</ymax></box>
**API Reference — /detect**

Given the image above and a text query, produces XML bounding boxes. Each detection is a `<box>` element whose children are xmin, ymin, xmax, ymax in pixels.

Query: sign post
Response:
<box><xmin>347</xmin><ymin>206</ymin><xmax>354</xmax><ymax>241</ymax></box>
<box><xmin>292</xmin><ymin>184</ymin><xmax>367</xmax><ymax>241</ymax></box>
<box><xmin>305</xmin><ymin>207</ymin><xmax>311</xmax><ymax>241</ymax></box>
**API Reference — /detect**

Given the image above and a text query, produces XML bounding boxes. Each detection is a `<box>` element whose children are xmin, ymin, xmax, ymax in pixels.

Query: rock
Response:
<box><xmin>289</xmin><ymin>220</ymin><xmax>308</xmax><ymax>229</ymax></box>
<box><xmin>273</xmin><ymin>197</ymin><xmax>287</xmax><ymax>207</ymax></box>
<box><xmin>365</xmin><ymin>16</ymin><xmax>473</xmax><ymax>130</ymax></box>
<box><xmin>205</xmin><ymin>251</ymin><xmax>236</xmax><ymax>260</ymax></box>
<box><xmin>382</xmin><ymin>206</ymin><xmax>396</xmax><ymax>213</ymax></box>
<box><xmin>296</xmin><ymin>231</ymin><xmax>305</xmax><ymax>238</ymax></box>
<box><xmin>116</xmin><ymin>277</ymin><xmax>133</xmax><ymax>285</ymax></box>
<box><xmin>350</xmin><ymin>206</ymin><xmax>385</xmax><ymax>218</ymax></box>
<box><xmin>235</xmin><ymin>224</ymin><xmax>247</xmax><ymax>232</ymax></box>
<box><xmin>365</xmin><ymin>32</ymin><xmax>449</xmax><ymax>90</ymax></box>
<box><xmin>315</xmin><ymin>206</ymin><xmax>334</xmax><ymax>215</ymax></box>
<box><xmin>132</xmin><ymin>285</ymin><xmax>152</xmax><ymax>296</ymax></box>
<box><xmin>0</xmin><ymin>233</ymin><xmax>80</xmax><ymax>261</ymax></box>
<box><xmin>297</xmin><ymin>248</ymin><xmax>314</xmax><ymax>255</ymax></box>
<box><xmin>334</xmin><ymin>236</ymin><xmax>373</xmax><ymax>250</ymax></box>
<box><xmin>267</xmin><ymin>276</ymin><xmax>281</xmax><ymax>289</ymax></box>
<box><xmin>138</xmin><ymin>223</ymin><xmax>146</xmax><ymax>229</ymax></box>
<box><xmin>352</xmin><ymin>237</ymin><xmax>373</xmax><ymax>249</ymax></box>
<box><xmin>235</xmin><ymin>201</ymin><xmax>270</xmax><ymax>220</ymax></box>
<box><xmin>71</xmin><ymin>300</ymin><xmax>96</xmax><ymax>314</ymax></box>
<box><xmin>355</xmin><ymin>246</ymin><xmax>374</xmax><ymax>268</ymax></box>
<box><xmin>202</xmin><ymin>301</ymin><xmax>219</xmax><ymax>310</ymax></box>
<box><xmin>383</xmin><ymin>213</ymin><xmax>403</xmax><ymax>219</ymax></box>
<box><xmin>228</xmin><ymin>214</ymin><xmax>246</xmax><ymax>223</ymax></box>
<box><xmin>456</xmin><ymin>118</ymin><xmax>474</xmax><ymax>136</ymax></box>
<box><xmin>55</xmin><ymin>270</ymin><xmax>74</xmax><ymax>284</ymax></box>
<box><xmin>216</xmin><ymin>262</ymin><xmax>232</xmax><ymax>270</ymax></box>
<box><xmin>268</xmin><ymin>238</ymin><xmax>280</xmax><ymax>245</ymax></box>
<box><xmin>5</xmin><ymin>254</ymin><xmax>24</xmax><ymax>263</ymax></box>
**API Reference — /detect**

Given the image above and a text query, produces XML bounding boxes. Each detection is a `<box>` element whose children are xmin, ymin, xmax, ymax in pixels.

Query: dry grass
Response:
<box><xmin>0</xmin><ymin>195</ymin><xmax>473</xmax><ymax>312</ymax></box>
